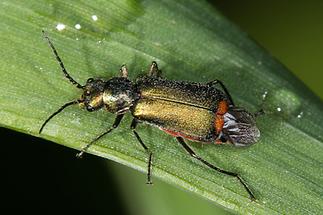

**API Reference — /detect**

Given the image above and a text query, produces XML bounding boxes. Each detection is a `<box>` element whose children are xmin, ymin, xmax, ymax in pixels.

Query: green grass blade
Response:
<box><xmin>0</xmin><ymin>1</ymin><xmax>322</xmax><ymax>214</ymax></box>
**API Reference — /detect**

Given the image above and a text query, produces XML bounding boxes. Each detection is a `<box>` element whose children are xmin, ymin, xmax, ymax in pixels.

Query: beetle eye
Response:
<box><xmin>85</xmin><ymin>90</ymin><xmax>91</xmax><ymax>96</ymax></box>
<box><xmin>87</xmin><ymin>78</ymin><xmax>94</xmax><ymax>83</ymax></box>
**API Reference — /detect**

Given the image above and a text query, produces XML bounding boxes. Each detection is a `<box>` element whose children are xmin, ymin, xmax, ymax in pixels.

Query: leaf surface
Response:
<box><xmin>0</xmin><ymin>1</ymin><xmax>322</xmax><ymax>214</ymax></box>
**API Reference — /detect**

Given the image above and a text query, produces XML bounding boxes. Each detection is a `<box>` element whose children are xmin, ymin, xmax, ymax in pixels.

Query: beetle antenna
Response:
<box><xmin>39</xmin><ymin>100</ymin><xmax>80</xmax><ymax>134</ymax></box>
<box><xmin>42</xmin><ymin>30</ymin><xmax>83</xmax><ymax>89</ymax></box>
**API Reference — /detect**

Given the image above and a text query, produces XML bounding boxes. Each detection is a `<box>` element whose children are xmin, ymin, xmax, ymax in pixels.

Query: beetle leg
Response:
<box><xmin>176</xmin><ymin>137</ymin><xmax>255</xmax><ymax>200</ymax></box>
<box><xmin>76</xmin><ymin>114</ymin><xmax>124</xmax><ymax>158</ymax></box>
<box><xmin>207</xmin><ymin>79</ymin><xmax>235</xmax><ymax>106</ymax></box>
<box><xmin>131</xmin><ymin>119</ymin><xmax>153</xmax><ymax>184</ymax></box>
<box><xmin>119</xmin><ymin>64</ymin><xmax>128</xmax><ymax>78</ymax></box>
<box><xmin>148</xmin><ymin>61</ymin><xmax>162</xmax><ymax>77</ymax></box>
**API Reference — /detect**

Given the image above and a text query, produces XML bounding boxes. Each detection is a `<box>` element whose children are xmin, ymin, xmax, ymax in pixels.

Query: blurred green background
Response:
<box><xmin>1</xmin><ymin>1</ymin><xmax>322</xmax><ymax>214</ymax></box>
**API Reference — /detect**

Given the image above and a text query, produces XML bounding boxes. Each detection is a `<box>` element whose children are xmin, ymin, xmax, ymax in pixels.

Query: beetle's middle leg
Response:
<box><xmin>176</xmin><ymin>137</ymin><xmax>255</xmax><ymax>200</ymax></box>
<box><xmin>76</xmin><ymin>114</ymin><xmax>124</xmax><ymax>158</ymax></box>
<box><xmin>131</xmin><ymin>118</ymin><xmax>153</xmax><ymax>184</ymax></box>
<box><xmin>148</xmin><ymin>61</ymin><xmax>162</xmax><ymax>77</ymax></box>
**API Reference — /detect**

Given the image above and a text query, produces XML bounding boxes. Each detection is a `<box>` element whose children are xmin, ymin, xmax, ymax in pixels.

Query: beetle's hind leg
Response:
<box><xmin>131</xmin><ymin>119</ymin><xmax>153</xmax><ymax>184</ymax></box>
<box><xmin>207</xmin><ymin>79</ymin><xmax>234</xmax><ymax>106</ymax></box>
<box><xmin>176</xmin><ymin>137</ymin><xmax>255</xmax><ymax>200</ymax></box>
<box><xmin>148</xmin><ymin>61</ymin><xmax>162</xmax><ymax>77</ymax></box>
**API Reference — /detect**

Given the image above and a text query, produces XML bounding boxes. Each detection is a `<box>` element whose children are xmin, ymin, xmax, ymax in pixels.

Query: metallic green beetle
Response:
<box><xmin>39</xmin><ymin>31</ymin><xmax>260</xmax><ymax>200</ymax></box>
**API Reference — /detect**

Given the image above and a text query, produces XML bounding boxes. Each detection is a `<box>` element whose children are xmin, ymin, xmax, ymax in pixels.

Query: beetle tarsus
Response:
<box><xmin>148</xmin><ymin>61</ymin><xmax>162</xmax><ymax>77</ymax></box>
<box><xmin>131</xmin><ymin>119</ymin><xmax>153</xmax><ymax>184</ymax></box>
<box><xmin>76</xmin><ymin>150</ymin><xmax>85</xmax><ymax>159</ymax></box>
<box><xmin>236</xmin><ymin>175</ymin><xmax>256</xmax><ymax>201</ymax></box>
<box><xmin>119</xmin><ymin>65</ymin><xmax>128</xmax><ymax>78</ymax></box>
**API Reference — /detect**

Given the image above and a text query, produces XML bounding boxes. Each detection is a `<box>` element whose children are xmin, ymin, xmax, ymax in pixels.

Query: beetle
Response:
<box><xmin>39</xmin><ymin>31</ymin><xmax>260</xmax><ymax>200</ymax></box>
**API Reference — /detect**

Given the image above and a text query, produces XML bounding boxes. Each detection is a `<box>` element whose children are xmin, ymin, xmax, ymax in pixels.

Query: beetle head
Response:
<box><xmin>80</xmin><ymin>78</ymin><xmax>106</xmax><ymax>112</ymax></box>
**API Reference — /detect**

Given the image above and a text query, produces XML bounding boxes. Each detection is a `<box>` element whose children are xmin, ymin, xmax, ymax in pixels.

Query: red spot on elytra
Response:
<box><xmin>214</xmin><ymin>100</ymin><xmax>229</xmax><ymax>134</ymax></box>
